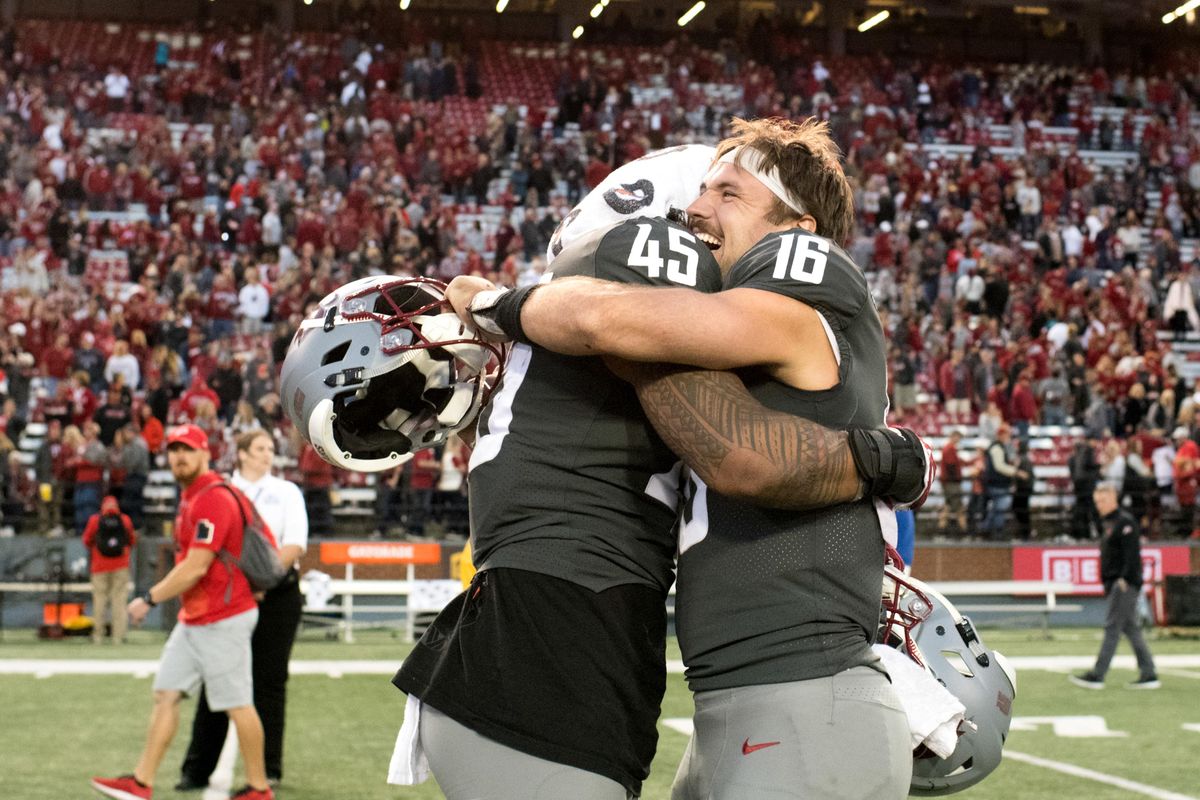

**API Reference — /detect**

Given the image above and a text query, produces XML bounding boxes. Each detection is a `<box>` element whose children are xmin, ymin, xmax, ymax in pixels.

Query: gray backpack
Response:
<box><xmin>196</xmin><ymin>481</ymin><xmax>288</xmax><ymax>597</ymax></box>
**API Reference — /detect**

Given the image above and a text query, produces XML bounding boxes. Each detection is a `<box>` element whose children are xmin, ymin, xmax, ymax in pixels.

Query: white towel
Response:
<box><xmin>386</xmin><ymin>694</ymin><xmax>430</xmax><ymax>785</ymax></box>
<box><xmin>872</xmin><ymin>644</ymin><xmax>966</xmax><ymax>759</ymax></box>
<box><xmin>874</xmin><ymin>498</ymin><xmax>898</xmax><ymax>548</ymax></box>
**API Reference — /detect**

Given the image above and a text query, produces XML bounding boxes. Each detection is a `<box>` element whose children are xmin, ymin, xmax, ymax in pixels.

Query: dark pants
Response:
<box><xmin>180</xmin><ymin>576</ymin><xmax>302</xmax><ymax>782</ymax></box>
<box><xmin>1092</xmin><ymin>584</ymin><xmax>1156</xmax><ymax>681</ymax></box>
<box><xmin>1013</xmin><ymin>492</ymin><xmax>1032</xmax><ymax>540</ymax></box>
<box><xmin>403</xmin><ymin>487</ymin><xmax>435</xmax><ymax>535</ymax></box>
<box><xmin>1177</xmin><ymin>501</ymin><xmax>1196</xmax><ymax>538</ymax></box>
<box><xmin>981</xmin><ymin>486</ymin><xmax>1013</xmax><ymax>539</ymax></box>
<box><xmin>121</xmin><ymin>473</ymin><xmax>147</xmax><ymax>531</ymax></box>
<box><xmin>1071</xmin><ymin>491</ymin><xmax>1099</xmax><ymax>539</ymax></box>
<box><xmin>74</xmin><ymin>481</ymin><xmax>101</xmax><ymax>536</ymax></box>
<box><xmin>303</xmin><ymin>486</ymin><xmax>334</xmax><ymax>537</ymax></box>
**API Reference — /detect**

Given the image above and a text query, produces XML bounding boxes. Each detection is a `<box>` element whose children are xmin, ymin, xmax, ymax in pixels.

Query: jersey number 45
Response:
<box><xmin>628</xmin><ymin>223</ymin><xmax>701</xmax><ymax>286</ymax></box>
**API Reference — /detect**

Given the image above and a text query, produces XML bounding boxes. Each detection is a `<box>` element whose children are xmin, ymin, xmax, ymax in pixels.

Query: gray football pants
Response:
<box><xmin>420</xmin><ymin>704</ymin><xmax>635</xmax><ymax>799</ymax></box>
<box><xmin>672</xmin><ymin>667</ymin><xmax>912</xmax><ymax>800</ymax></box>
<box><xmin>1093</xmin><ymin>584</ymin><xmax>1157</xmax><ymax>680</ymax></box>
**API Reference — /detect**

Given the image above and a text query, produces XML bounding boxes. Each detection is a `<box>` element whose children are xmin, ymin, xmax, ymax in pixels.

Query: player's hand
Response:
<box><xmin>848</xmin><ymin>427</ymin><xmax>937</xmax><ymax>510</ymax></box>
<box><xmin>445</xmin><ymin>275</ymin><xmax>498</xmax><ymax>331</ymax></box>
<box><xmin>127</xmin><ymin>597</ymin><xmax>150</xmax><ymax>626</ymax></box>
<box><xmin>1116</xmin><ymin>577</ymin><xmax>1129</xmax><ymax>592</ymax></box>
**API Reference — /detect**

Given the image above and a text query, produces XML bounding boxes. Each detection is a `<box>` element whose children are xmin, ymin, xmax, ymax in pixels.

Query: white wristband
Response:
<box><xmin>467</xmin><ymin>288</ymin><xmax>511</xmax><ymax>338</ymax></box>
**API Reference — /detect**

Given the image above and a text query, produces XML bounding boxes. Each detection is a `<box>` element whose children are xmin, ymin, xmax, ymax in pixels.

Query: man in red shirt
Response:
<box><xmin>1009</xmin><ymin>370</ymin><xmax>1040</xmax><ymax>441</ymax></box>
<box><xmin>179</xmin><ymin>373</ymin><xmax>221</xmax><ymax>420</ymax></box>
<box><xmin>406</xmin><ymin>448</ymin><xmax>441</xmax><ymax>536</ymax></box>
<box><xmin>1173</xmin><ymin>429</ymin><xmax>1200</xmax><ymax>539</ymax></box>
<box><xmin>298</xmin><ymin>443</ymin><xmax>334</xmax><ymax>537</ymax></box>
<box><xmin>938</xmin><ymin>348</ymin><xmax>973</xmax><ymax>422</ymax></box>
<box><xmin>937</xmin><ymin>430</ymin><xmax>966</xmax><ymax>534</ymax></box>
<box><xmin>91</xmin><ymin>425</ymin><xmax>273</xmax><ymax>800</ymax></box>
<box><xmin>82</xmin><ymin>496</ymin><xmax>137</xmax><ymax>644</ymax></box>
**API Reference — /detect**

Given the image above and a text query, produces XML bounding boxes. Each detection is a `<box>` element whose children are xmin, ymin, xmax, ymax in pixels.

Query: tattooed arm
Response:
<box><xmin>624</xmin><ymin>362</ymin><xmax>863</xmax><ymax>510</ymax></box>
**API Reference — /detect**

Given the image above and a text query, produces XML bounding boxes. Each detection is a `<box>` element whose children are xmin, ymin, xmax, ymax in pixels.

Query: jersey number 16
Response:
<box><xmin>773</xmin><ymin>233</ymin><xmax>829</xmax><ymax>284</ymax></box>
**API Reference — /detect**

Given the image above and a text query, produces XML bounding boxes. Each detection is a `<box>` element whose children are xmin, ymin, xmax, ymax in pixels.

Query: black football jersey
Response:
<box><xmin>468</xmin><ymin>216</ymin><xmax>722</xmax><ymax>593</ymax></box>
<box><xmin>674</xmin><ymin>230</ymin><xmax>891</xmax><ymax>691</ymax></box>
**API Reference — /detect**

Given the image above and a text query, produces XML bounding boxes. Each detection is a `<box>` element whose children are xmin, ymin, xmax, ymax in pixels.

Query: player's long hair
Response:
<box><xmin>716</xmin><ymin>117</ymin><xmax>855</xmax><ymax>244</ymax></box>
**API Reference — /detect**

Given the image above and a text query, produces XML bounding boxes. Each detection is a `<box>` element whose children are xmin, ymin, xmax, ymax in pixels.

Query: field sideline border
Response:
<box><xmin>10</xmin><ymin>656</ymin><xmax>1200</xmax><ymax>800</ymax></box>
<box><xmin>5</xmin><ymin>654</ymin><xmax>1200</xmax><ymax>676</ymax></box>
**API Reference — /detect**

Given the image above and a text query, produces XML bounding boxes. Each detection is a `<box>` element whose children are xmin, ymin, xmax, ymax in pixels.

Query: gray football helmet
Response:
<box><xmin>280</xmin><ymin>276</ymin><xmax>504</xmax><ymax>472</ymax></box>
<box><xmin>880</xmin><ymin>556</ymin><xmax>1017</xmax><ymax>796</ymax></box>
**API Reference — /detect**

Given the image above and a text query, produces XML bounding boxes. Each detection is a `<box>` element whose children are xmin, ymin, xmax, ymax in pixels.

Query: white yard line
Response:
<box><xmin>201</xmin><ymin>729</ymin><xmax>238</xmax><ymax>800</ymax></box>
<box><xmin>668</xmin><ymin>656</ymin><xmax>1200</xmax><ymax>675</ymax></box>
<box><xmin>0</xmin><ymin>659</ymin><xmax>401</xmax><ymax>676</ymax></box>
<box><xmin>1001</xmin><ymin>655</ymin><xmax>1200</xmax><ymax>671</ymax></box>
<box><xmin>3</xmin><ymin>655</ymin><xmax>1200</xmax><ymax>676</ymax></box>
<box><xmin>1004</xmin><ymin>749</ymin><xmax>1199</xmax><ymax>800</ymax></box>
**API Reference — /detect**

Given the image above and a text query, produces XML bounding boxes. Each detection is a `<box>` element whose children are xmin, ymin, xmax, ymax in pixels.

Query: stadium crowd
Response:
<box><xmin>0</xmin><ymin>16</ymin><xmax>1199</xmax><ymax>541</ymax></box>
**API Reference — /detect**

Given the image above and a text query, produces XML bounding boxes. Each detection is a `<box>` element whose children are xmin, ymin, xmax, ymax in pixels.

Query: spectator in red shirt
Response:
<box><xmin>82</xmin><ymin>495</ymin><xmax>137</xmax><ymax>644</ymax></box>
<box><xmin>69</xmin><ymin>371</ymin><xmax>101</xmax><ymax>429</ymax></box>
<box><xmin>42</xmin><ymin>332</ymin><xmax>74</xmax><ymax>392</ymax></box>
<box><xmin>938</xmin><ymin>348</ymin><xmax>973</xmax><ymax>422</ymax></box>
<box><xmin>92</xmin><ymin>424</ymin><xmax>274</xmax><ymax>800</ymax></box>
<box><xmin>180</xmin><ymin>374</ymin><xmax>221</xmax><ymax>420</ymax></box>
<box><xmin>72</xmin><ymin>421</ymin><xmax>108</xmax><ymax>536</ymax></box>
<box><xmin>206</xmin><ymin>273</ymin><xmax>239</xmax><ymax>341</ymax></box>
<box><xmin>1172</xmin><ymin>430</ymin><xmax>1200</xmax><ymax>538</ymax></box>
<box><xmin>405</xmin><ymin>448</ymin><xmax>441</xmax><ymax>536</ymax></box>
<box><xmin>137</xmin><ymin>403</ymin><xmax>165</xmax><ymax>454</ymax></box>
<box><xmin>298</xmin><ymin>444</ymin><xmax>334</xmax><ymax>537</ymax></box>
<box><xmin>1009</xmin><ymin>371</ymin><xmax>1040</xmax><ymax>440</ymax></box>
<box><xmin>938</xmin><ymin>431</ymin><xmax>966</xmax><ymax>533</ymax></box>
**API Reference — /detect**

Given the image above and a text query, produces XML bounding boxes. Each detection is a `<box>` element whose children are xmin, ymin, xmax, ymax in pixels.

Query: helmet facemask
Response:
<box><xmin>282</xmin><ymin>277</ymin><xmax>505</xmax><ymax>472</ymax></box>
<box><xmin>879</xmin><ymin>548</ymin><xmax>1017</xmax><ymax>796</ymax></box>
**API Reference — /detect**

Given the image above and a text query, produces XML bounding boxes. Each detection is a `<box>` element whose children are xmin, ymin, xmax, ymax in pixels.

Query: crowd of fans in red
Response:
<box><xmin>0</xmin><ymin>16</ymin><xmax>1199</xmax><ymax>541</ymax></box>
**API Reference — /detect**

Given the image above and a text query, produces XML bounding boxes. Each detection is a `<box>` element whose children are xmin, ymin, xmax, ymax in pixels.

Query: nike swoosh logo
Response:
<box><xmin>742</xmin><ymin>738</ymin><xmax>781</xmax><ymax>755</ymax></box>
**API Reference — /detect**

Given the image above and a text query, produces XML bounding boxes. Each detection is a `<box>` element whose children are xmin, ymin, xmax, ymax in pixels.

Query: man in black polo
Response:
<box><xmin>1070</xmin><ymin>482</ymin><xmax>1160</xmax><ymax>690</ymax></box>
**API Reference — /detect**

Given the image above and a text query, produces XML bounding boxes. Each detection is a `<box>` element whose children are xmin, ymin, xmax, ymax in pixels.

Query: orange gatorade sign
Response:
<box><xmin>320</xmin><ymin>541</ymin><xmax>442</xmax><ymax>564</ymax></box>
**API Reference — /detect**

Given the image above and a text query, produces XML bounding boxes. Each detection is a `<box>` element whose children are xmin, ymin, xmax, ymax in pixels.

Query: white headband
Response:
<box><xmin>716</xmin><ymin>146</ymin><xmax>808</xmax><ymax>217</ymax></box>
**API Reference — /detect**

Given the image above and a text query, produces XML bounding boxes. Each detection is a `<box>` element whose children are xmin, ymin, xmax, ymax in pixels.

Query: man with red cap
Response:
<box><xmin>82</xmin><ymin>495</ymin><xmax>137</xmax><ymax>644</ymax></box>
<box><xmin>91</xmin><ymin>424</ymin><xmax>273</xmax><ymax>800</ymax></box>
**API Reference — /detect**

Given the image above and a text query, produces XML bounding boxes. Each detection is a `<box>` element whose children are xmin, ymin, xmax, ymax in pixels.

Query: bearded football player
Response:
<box><xmin>447</xmin><ymin>117</ymin><xmax>925</xmax><ymax>799</ymax></box>
<box><xmin>282</xmin><ymin>138</ymin><xmax>931</xmax><ymax>800</ymax></box>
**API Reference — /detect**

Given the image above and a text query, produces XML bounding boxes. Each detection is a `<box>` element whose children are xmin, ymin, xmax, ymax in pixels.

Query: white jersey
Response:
<box><xmin>1152</xmin><ymin>444</ymin><xmax>1176</xmax><ymax>488</ymax></box>
<box><xmin>231</xmin><ymin>471</ymin><xmax>309</xmax><ymax>565</ymax></box>
<box><xmin>546</xmin><ymin>143</ymin><xmax>716</xmax><ymax>265</ymax></box>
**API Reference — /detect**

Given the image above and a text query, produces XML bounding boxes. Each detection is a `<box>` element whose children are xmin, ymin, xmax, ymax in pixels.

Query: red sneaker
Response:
<box><xmin>231</xmin><ymin>786</ymin><xmax>274</xmax><ymax>800</ymax></box>
<box><xmin>91</xmin><ymin>774</ymin><xmax>152</xmax><ymax>800</ymax></box>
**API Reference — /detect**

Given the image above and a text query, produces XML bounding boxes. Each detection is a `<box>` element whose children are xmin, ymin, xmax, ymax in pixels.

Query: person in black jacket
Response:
<box><xmin>1012</xmin><ymin>439</ymin><xmax>1035</xmax><ymax>541</ymax></box>
<box><xmin>1069</xmin><ymin>438</ymin><xmax>1101</xmax><ymax>539</ymax></box>
<box><xmin>1070</xmin><ymin>483</ymin><xmax>1160</xmax><ymax>690</ymax></box>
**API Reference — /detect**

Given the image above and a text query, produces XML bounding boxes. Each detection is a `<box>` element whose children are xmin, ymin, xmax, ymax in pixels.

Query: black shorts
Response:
<box><xmin>393</xmin><ymin>568</ymin><xmax>667</xmax><ymax>797</ymax></box>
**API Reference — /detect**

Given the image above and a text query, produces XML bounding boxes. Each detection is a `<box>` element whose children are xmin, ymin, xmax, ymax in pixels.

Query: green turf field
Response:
<box><xmin>4</xmin><ymin>628</ymin><xmax>1199</xmax><ymax>799</ymax></box>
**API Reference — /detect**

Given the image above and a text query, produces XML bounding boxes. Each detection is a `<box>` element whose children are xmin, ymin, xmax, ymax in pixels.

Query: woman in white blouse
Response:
<box><xmin>177</xmin><ymin>429</ymin><xmax>308</xmax><ymax>790</ymax></box>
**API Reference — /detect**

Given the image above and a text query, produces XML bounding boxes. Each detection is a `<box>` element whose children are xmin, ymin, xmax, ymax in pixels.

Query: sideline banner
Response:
<box><xmin>1012</xmin><ymin>545</ymin><xmax>1191</xmax><ymax>595</ymax></box>
<box><xmin>319</xmin><ymin>541</ymin><xmax>442</xmax><ymax>565</ymax></box>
